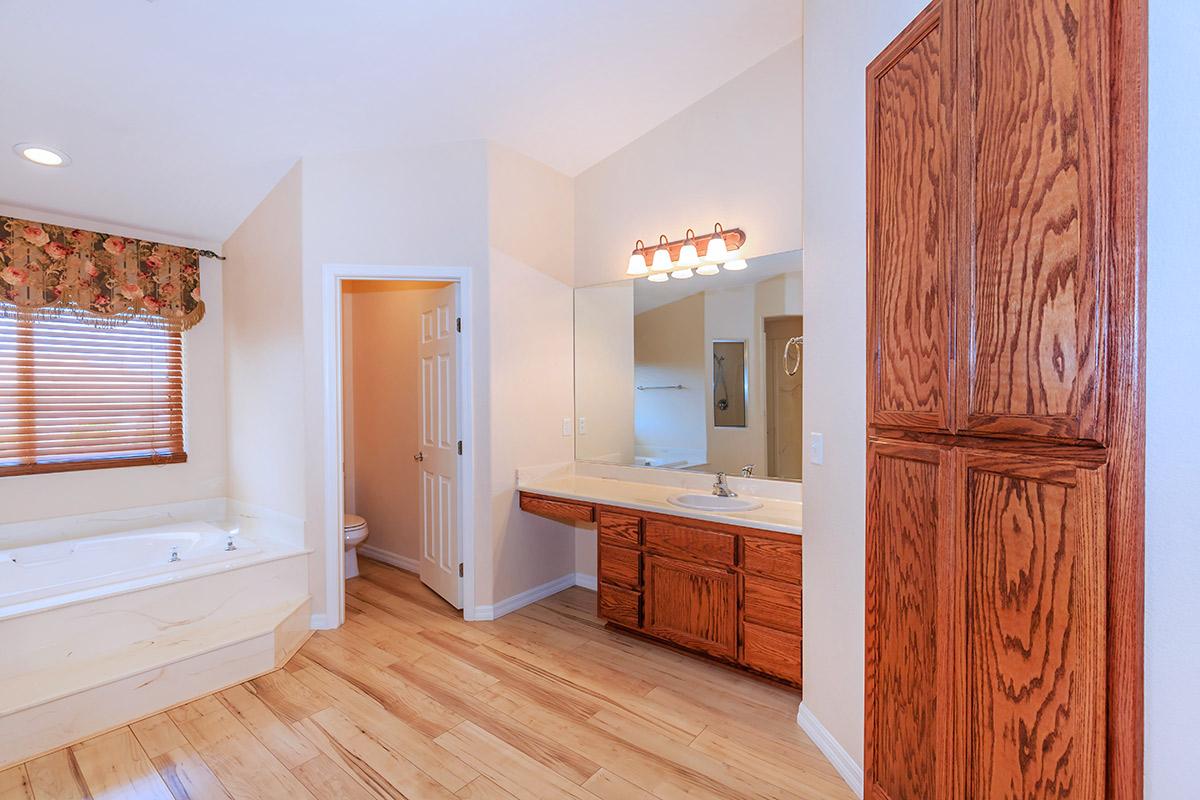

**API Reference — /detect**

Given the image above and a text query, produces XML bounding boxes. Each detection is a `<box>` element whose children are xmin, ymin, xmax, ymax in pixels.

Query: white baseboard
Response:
<box><xmin>796</xmin><ymin>703</ymin><xmax>863</xmax><ymax>799</ymax></box>
<box><xmin>471</xmin><ymin>573</ymin><xmax>578</xmax><ymax>621</ymax></box>
<box><xmin>309</xmin><ymin>613</ymin><xmax>335</xmax><ymax>630</ymax></box>
<box><xmin>574</xmin><ymin>572</ymin><xmax>597</xmax><ymax>590</ymax></box>
<box><xmin>357</xmin><ymin>545</ymin><xmax>420</xmax><ymax>573</ymax></box>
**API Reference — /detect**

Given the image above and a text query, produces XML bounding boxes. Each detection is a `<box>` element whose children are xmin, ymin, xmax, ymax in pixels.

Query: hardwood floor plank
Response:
<box><xmin>217</xmin><ymin>684</ymin><xmax>320</xmax><ymax>769</ymax></box>
<box><xmin>433</xmin><ymin>722</ymin><xmax>601</xmax><ymax>800</ymax></box>
<box><xmin>245</xmin><ymin>669</ymin><xmax>330</xmax><ymax>724</ymax></box>
<box><xmin>71</xmin><ymin>728</ymin><xmax>174</xmax><ymax>800</ymax></box>
<box><xmin>0</xmin><ymin>765</ymin><xmax>35</xmax><ymax>800</ymax></box>
<box><xmin>455</xmin><ymin>776</ymin><xmax>520</xmax><ymax>800</ymax></box>
<box><xmin>581</xmin><ymin>768</ymin><xmax>658</xmax><ymax>800</ymax></box>
<box><xmin>291</xmin><ymin>754</ymin><xmax>378</xmax><ymax>800</ymax></box>
<box><xmin>130</xmin><ymin>714</ymin><xmax>231</xmax><ymax>800</ymax></box>
<box><xmin>169</xmin><ymin>698</ymin><xmax>317</xmax><ymax>800</ymax></box>
<box><xmin>24</xmin><ymin>750</ymin><xmax>91</xmax><ymax>800</ymax></box>
<box><xmin>689</xmin><ymin>727</ymin><xmax>857</xmax><ymax>798</ymax></box>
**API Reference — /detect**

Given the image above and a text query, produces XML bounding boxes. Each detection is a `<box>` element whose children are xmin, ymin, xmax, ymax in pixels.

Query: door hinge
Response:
<box><xmin>458</xmin><ymin>562</ymin><xmax>464</xmax><ymax>577</ymax></box>
<box><xmin>457</xmin><ymin>440</ymin><xmax>463</xmax><ymax>455</ymax></box>
<box><xmin>456</xmin><ymin>316</ymin><xmax>461</xmax><ymax>333</ymax></box>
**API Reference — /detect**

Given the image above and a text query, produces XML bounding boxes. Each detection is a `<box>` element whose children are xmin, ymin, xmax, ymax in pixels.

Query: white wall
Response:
<box><xmin>223</xmin><ymin>163</ymin><xmax>305</xmax><ymax>520</ymax></box>
<box><xmin>0</xmin><ymin>205</ymin><xmax>227</xmax><ymax>524</ymax></box>
<box><xmin>574</xmin><ymin>40</ymin><xmax>803</xmax><ymax>287</ymax></box>
<box><xmin>802</xmin><ymin>0</ymin><xmax>930</xmax><ymax>769</ymax></box>
<box><xmin>574</xmin><ymin>282</ymin><xmax>635</xmax><ymax>464</ymax></box>
<box><xmin>1146</xmin><ymin>2</ymin><xmax>1200</xmax><ymax>795</ymax></box>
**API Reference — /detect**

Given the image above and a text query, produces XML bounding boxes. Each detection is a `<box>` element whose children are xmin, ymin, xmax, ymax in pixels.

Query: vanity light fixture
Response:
<box><xmin>624</xmin><ymin>224</ymin><xmax>747</xmax><ymax>283</ymax></box>
<box><xmin>651</xmin><ymin>235</ymin><xmax>673</xmax><ymax>272</ymax></box>
<box><xmin>13</xmin><ymin>143</ymin><xmax>70</xmax><ymax>167</ymax></box>
<box><xmin>626</xmin><ymin>240</ymin><xmax>649</xmax><ymax>276</ymax></box>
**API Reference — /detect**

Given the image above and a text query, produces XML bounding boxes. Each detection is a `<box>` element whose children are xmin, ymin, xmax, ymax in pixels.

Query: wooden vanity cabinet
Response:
<box><xmin>597</xmin><ymin>504</ymin><xmax>802</xmax><ymax>689</ymax></box>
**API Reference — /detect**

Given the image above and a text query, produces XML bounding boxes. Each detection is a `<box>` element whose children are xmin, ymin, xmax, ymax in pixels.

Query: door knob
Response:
<box><xmin>413</xmin><ymin>452</ymin><xmax>424</xmax><ymax>462</ymax></box>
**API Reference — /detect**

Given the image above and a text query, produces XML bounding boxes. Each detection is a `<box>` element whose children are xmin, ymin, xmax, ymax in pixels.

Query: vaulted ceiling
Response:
<box><xmin>0</xmin><ymin>1</ymin><xmax>803</xmax><ymax>243</ymax></box>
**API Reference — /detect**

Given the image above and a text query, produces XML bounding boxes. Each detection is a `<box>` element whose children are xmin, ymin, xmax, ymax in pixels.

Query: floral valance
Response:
<box><xmin>0</xmin><ymin>216</ymin><xmax>205</xmax><ymax>330</ymax></box>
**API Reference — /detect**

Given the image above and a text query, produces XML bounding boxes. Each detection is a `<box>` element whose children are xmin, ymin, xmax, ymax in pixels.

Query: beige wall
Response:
<box><xmin>0</xmin><ymin>205</ymin><xmax>227</xmax><ymax>522</ymax></box>
<box><xmin>342</xmin><ymin>280</ymin><xmax>448</xmax><ymax>565</ymax></box>
<box><xmin>223</xmin><ymin>163</ymin><xmax>306</xmax><ymax>520</ymax></box>
<box><xmin>574</xmin><ymin>40</ymin><xmax>803</xmax><ymax>287</ymax></box>
<box><xmin>634</xmin><ymin>293</ymin><xmax>707</xmax><ymax>458</ymax></box>
<box><xmin>574</xmin><ymin>282</ymin><xmax>635</xmax><ymax>464</ymax></box>
<box><xmin>802</xmin><ymin>0</ymin><xmax>930</xmax><ymax>768</ymax></box>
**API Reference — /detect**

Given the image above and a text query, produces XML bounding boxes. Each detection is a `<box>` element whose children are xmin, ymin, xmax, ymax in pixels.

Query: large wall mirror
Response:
<box><xmin>574</xmin><ymin>251</ymin><xmax>803</xmax><ymax>481</ymax></box>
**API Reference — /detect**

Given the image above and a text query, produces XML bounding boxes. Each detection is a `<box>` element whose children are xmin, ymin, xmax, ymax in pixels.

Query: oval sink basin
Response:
<box><xmin>667</xmin><ymin>493</ymin><xmax>763</xmax><ymax>513</ymax></box>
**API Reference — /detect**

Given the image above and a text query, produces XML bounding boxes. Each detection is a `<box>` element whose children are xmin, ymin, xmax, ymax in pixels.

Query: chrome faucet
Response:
<box><xmin>740</xmin><ymin>464</ymin><xmax>755</xmax><ymax>478</ymax></box>
<box><xmin>225</xmin><ymin>535</ymin><xmax>237</xmax><ymax>552</ymax></box>
<box><xmin>713</xmin><ymin>472</ymin><xmax>737</xmax><ymax>498</ymax></box>
<box><xmin>169</xmin><ymin>547</ymin><xmax>180</xmax><ymax>563</ymax></box>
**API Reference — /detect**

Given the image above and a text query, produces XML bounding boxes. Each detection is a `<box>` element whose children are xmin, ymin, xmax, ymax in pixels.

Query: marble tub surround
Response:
<box><xmin>517</xmin><ymin>461</ymin><xmax>802</xmax><ymax>535</ymax></box>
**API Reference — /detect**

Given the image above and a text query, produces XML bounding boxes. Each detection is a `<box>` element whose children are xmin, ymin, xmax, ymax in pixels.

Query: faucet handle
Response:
<box><xmin>740</xmin><ymin>464</ymin><xmax>755</xmax><ymax>477</ymax></box>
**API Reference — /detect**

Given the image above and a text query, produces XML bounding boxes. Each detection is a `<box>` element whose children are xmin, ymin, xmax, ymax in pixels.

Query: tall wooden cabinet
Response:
<box><xmin>865</xmin><ymin>1</ymin><xmax>1145</xmax><ymax>798</ymax></box>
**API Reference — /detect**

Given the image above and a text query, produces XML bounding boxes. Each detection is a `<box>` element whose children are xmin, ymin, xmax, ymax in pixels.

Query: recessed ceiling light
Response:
<box><xmin>13</xmin><ymin>144</ymin><xmax>70</xmax><ymax>167</ymax></box>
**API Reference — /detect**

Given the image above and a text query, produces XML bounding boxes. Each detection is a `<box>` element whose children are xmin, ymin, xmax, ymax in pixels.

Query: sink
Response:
<box><xmin>667</xmin><ymin>493</ymin><xmax>763</xmax><ymax>513</ymax></box>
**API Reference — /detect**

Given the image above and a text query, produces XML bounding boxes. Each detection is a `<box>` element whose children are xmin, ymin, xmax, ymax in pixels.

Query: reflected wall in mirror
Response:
<box><xmin>574</xmin><ymin>251</ymin><xmax>803</xmax><ymax>481</ymax></box>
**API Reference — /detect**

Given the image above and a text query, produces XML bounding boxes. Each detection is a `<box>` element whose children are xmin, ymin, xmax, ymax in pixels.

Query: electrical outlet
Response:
<box><xmin>561</xmin><ymin>417</ymin><xmax>573</xmax><ymax>437</ymax></box>
<box><xmin>810</xmin><ymin>432</ymin><xmax>824</xmax><ymax>465</ymax></box>
<box><xmin>578</xmin><ymin>417</ymin><xmax>587</xmax><ymax>435</ymax></box>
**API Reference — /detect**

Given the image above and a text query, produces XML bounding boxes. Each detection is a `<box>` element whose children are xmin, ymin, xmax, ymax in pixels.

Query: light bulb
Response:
<box><xmin>723</xmin><ymin>258</ymin><xmax>748</xmax><ymax>271</ymax></box>
<box><xmin>647</xmin><ymin>272</ymin><xmax>669</xmax><ymax>283</ymax></box>
<box><xmin>626</xmin><ymin>241</ymin><xmax>649</xmax><ymax>276</ymax></box>
<box><xmin>670</xmin><ymin>268</ymin><xmax>694</xmax><ymax>279</ymax></box>
<box><xmin>696</xmin><ymin>263</ymin><xmax>720</xmax><ymax>276</ymax></box>
<box><xmin>704</xmin><ymin>230</ymin><xmax>728</xmax><ymax>262</ymax></box>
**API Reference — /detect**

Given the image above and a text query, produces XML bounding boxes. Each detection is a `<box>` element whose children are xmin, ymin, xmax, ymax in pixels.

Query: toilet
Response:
<box><xmin>343</xmin><ymin>514</ymin><xmax>369</xmax><ymax>578</ymax></box>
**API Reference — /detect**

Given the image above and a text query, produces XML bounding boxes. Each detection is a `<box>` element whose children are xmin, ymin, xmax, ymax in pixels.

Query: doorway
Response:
<box><xmin>764</xmin><ymin>315</ymin><xmax>803</xmax><ymax>480</ymax></box>
<box><xmin>322</xmin><ymin>265</ymin><xmax>478</xmax><ymax>627</ymax></box>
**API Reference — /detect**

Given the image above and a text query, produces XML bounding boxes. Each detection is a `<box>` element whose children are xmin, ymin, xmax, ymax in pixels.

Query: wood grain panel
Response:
<box><xmin>742</xmin><ymin>575</ymin><xmax>802</xmax><ymax>634</ymax></box>
<box><xmin>865</xmin><ymin>438</ymin><xmax>954</xmax><ymax>800</ymax></box>
<box><xmin>597</xmin><ymin>544</ymin><xmax>641</xmax><ymax>590</ymax></box>
<box><xmin>740</xmin><ymin>536</ymin><xmax>802</xmax><ymax>583</ymax></box>
<box><xmin>644</xmin><ymin>555</ymin><xmax>737</xmax><ymax>659</ymax></box>
<box><xmin>518</xmin><ymin>492</ymin><xmax>595</xmax><ymax>524</ymax></box>
<box><xmin>598</xmin><ymin>510</ymin><xmax>641</xmax><ymax>547</ymax></box>
<box><xmin>958</xmin><ymin>0</ymin><xmax>1109</xmax><ymax>443</ymax></box>
<box><xmin>597</xmin><ymin>582</ymin><xmax>641</xmax><ymax>630</ymax></box>
<box><xmin>867</xmin><ymin>0</ymin><xmax>954</xmax><ymax>432</ymax></box>
<box><xmin>741</xmin><ymin>621</ymin><xmax>801</xmax><ymax>684</ymax></box>
<box><xmin>961</xmin><ymin>450</ymin><xmax>1106</xmax><ymax>798</ymax></box>
<box><xmin>644</xmin><ymin>521</ymin><xmax>735</xmax><ymax>567</ymax></box>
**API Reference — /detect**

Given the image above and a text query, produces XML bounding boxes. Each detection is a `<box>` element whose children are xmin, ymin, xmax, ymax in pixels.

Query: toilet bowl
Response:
<box><xmin>343</xmin><ymin>514</ymin><xmax>369</xmax><ymax>578</ymax></box>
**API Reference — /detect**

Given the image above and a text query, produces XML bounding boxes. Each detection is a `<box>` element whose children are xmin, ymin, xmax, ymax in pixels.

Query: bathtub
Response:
<box><xmin>0</xmin><ymin>501</ymin><xmax>312</xmax><ymax>768</ymax></box>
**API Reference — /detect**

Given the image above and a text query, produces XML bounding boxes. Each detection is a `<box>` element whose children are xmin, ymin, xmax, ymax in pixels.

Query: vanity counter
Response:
<box><xmin>517</xmin><ymin>474</ymin><xmax>802</xmax><ymax>536</ymax></box>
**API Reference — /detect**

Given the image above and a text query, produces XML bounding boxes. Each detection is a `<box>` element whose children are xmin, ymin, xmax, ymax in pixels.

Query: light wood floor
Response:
<box><xmin>0</xmin><ymin>558</ymin><xmax>855</xmax><ymax>799</ymax></box>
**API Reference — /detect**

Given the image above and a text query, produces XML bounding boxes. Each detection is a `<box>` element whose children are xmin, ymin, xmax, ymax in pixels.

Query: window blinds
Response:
<box><xmin>0</xmin><ymin>310</ymin><xmax>185</xmax><ymax>475</ymax></box>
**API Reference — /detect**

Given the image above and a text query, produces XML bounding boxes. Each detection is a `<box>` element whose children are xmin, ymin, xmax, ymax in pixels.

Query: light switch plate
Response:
<box><xmin>810</xmin><ymin>432</ymin><xmax>824</xmax><ymax>465</ymax></box>
<box><xmin>578</xmin><ymin>417</ymin><xmax>587</xmax><ymax>435</ymax></box>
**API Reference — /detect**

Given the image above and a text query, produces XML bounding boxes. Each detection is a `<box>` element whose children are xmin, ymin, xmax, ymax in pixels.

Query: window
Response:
<box><xmin>0</xmin><ymin>309</ymin><xmax>185</xmax><ymax>475</ymax></box>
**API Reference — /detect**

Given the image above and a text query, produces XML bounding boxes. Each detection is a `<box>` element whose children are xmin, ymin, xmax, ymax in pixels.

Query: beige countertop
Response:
<box><xmin>518</xmin><ymin>474</ymin><xmax>802</xmax><ymax>537</ymax></box>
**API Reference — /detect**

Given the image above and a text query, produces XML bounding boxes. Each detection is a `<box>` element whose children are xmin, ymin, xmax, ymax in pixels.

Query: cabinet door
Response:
<box><xmin>957</xmin><ymin>0</ymin><xmax>1109</xmax><ymax>443</ymax></box>
<box><xmin>867</xmin><ymin>0</ymin><xmax>955</xmax><ymax>433</ymax></box>
<box><xmin>960</xmin><ymin>450</ymin><xmax>1107</xmax><ymax>798</ymax></box>
<box><xmin>865</xmin><ymin>439</ymin><xmax>955</xmax><ymax>800</ymax></box>
<box><xmin>644</xmin><ymin>555</ymin><xmax>737</xmax><ymax>660</ymax></box>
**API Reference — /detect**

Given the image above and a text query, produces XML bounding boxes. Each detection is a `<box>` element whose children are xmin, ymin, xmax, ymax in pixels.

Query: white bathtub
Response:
<box><xmin>0</xmin><ymin>522</ymin><xmax>262</xmax><ymax>610</ymax></box>
<box><xmin>0</xmin><ymin>501</ymin><xmax>312</xmax><ymax>768</ymax></box>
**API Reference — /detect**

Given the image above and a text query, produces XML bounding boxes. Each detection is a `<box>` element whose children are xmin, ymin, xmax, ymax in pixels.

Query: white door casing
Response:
<box><xmin>417</xmin><ymin>284</ymin><xmax>462</xmax><ymax>608</ymax></box>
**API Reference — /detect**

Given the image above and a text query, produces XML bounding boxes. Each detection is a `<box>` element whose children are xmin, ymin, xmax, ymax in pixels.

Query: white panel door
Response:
<box><xmin>417</xmin><ymin>284</ymin><xmax>461</xmax><ymax>608</ymax></box>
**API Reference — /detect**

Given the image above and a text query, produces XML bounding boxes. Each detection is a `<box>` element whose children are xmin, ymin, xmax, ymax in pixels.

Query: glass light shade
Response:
<box><xmin>651</xmin><ymin>246</ymin><xmax>673</xmax><ymax>272</ymax></box>
<box><xmin>723</xmin><ymin>246</ymin><xmax>742</xmax><ymax>261</ymax></box>
<box><xmin>676</xmin><ymin>242</ymin><xmax>699</xmax><ymax>267</ymax></box>
<box><xmin>704</xmin><ymin>234</ymin><xmax>728</xmax><ymax>262</ymax></box>
<box><xmin>696</xmin><ymin>263</ymin><xmax>720</xmax><ymax>276</ymax></box>
<box><xmin>670</xmin><ymin>268</ymin><xmax>694</xmax><ymax>279</ymax></box>
<box><xmin>722</xmin><ymin>258</ymin><xmax>748</xmax><ymax>271</ymax></box>
<box><xmin>626</xmin><ymin>251</ymin><xmax>649</xmax><ymax>276</ymax></box>
<box><xmin>647</xmin><ymin>272</ymin><xmax>669</xmax><ymax>283</ymax></box>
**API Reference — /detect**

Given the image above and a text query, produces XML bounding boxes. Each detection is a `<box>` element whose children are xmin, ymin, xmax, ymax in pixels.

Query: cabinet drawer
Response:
<box><xmin>741</xmin><ymin>536</ymin><xmax>802</xmax><ymax>582</ymax></box>
<box><xmin>598</xmin><ymin>583</ymin><xmax>641</xmax><ymax>629</ymax></box>
<box><xmin>519</xmin><ymin>493</ymin><xmax>595</xmax><ymax>523</ymax></box>
<box><xmin>742</xmin><ymin>620</ymin><xmax>801</xmax><ymax>683</ymax></box>
<box><xmin>599</xmin><ymin>510</ymin><xmax>641</xmax><ymax>547</ymax></box>
<box><xmin>599</xmin><ymin>543</ymin><xmax>642</xmax><ymax>590</ymax></box>
<box><xmin>645</xmin><ymin>520</ymin><xmax>735</xmax><ymax>566</ymax></box>
<box><xmin>743</xmin><ymin>575</ymin><xmax>802</xmax><ymax>634</ymax></box>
